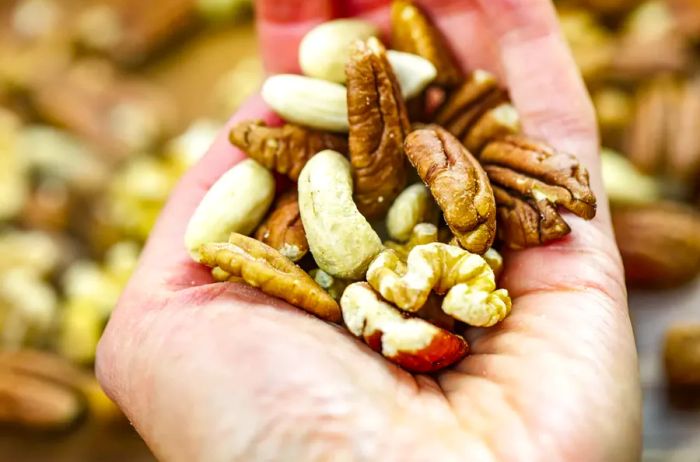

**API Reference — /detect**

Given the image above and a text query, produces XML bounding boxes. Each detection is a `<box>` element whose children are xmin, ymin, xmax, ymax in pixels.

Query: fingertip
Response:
<box><xmin>256</xmin><ymin>0</ymin><xmax>337</xmax><ymax>73</ymax></box>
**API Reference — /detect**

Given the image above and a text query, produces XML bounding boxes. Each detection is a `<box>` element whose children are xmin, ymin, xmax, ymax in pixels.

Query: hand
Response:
<box><xmin>97</xmin><ymin>1</ymin><xmax>642</xmax><ymax>460</ymax></box>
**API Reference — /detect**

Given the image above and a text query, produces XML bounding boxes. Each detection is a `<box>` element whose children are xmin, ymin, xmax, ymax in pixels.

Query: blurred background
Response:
<box><xmin>0</xmin><ymin>0</ymin><xmax>699</xmax><ymax>460</ymax></box>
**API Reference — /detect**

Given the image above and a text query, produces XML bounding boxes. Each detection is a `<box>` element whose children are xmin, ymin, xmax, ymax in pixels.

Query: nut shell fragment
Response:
<box><xmin>199</xmin><ymin>233</ymin><xmax>341</xmax><ymax>322</ymax></box>
<box><xmin>347</xmin><ymin>37</ymin><xmax>411</xmax><ymax>218</ymax></box>
<box><xmin>405</xmin><ymin>126</ymin><xmax>497</xmax><ymax>254</ymax></box>
<box><xmin>229</xmin><ymin>120</ymin><xmax>348</xmax><ymax>181</ymax></box>
<box><xmin>341</xmin><ymin>282</ymin><xmax>468</xmax><ymax>373</ymax></box>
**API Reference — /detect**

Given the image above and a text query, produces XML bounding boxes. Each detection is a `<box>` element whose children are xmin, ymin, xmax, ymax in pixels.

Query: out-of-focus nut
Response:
<box><xmin>612</xmin><ymin>202</ymin><xmax>700</xmax><ymax>287</ymax></box>
<box><xmin>386</xmin><ymin>184</ymin><xmax>439</xmax><ymax>242</ymax></box>
<box><xmin>229</xmin><ymin>120</ymin><xmax>348</xmax><ymax>181</ymax></box>
<box><xmin>612</xmin><ymin>2</ymin><xmax>691</xmax><ymax>80</ymax></box>
<box><xmin>664</xmin><ymin>324</ymin><xmax>700</xmax><ymax>386</ymax></box>
<box><xmin>309</xmin><ymin>269</ymin><xmax>349</xmax><ymax>301</ymax></box>
<box><xmin>299</xmin><ymin>19</ymin><xmax>379</xmax><ymax>84</ymax></box>
<box><xmin>185</xmin><ymin>159</ymin><xmax>275</xmax><ymax>261</ymax></box>
<box><xmin>367</xmin><ymin>243</ymin><xmax>511</xmax><ymax>327</ymax></box>
<box><xmin>262</xmin><ymin>74</ymin><xmax>349</xmax><ymax>133</ymax></box>
<box><xmin>0</xmin><ymin>349</ymin><xmax>122</xmax><ymax>425</ymax></box>
<box><xmin>390</xmin><ymin>0</ymin><xmax>463</xmax><ymax>87</ymax></box>
<box><xmin>404</xmin><ymin>126</ymin><xmax>496</xmax><ymax>254</ymax></box>
<box><xmin>199</xmin><ymin>233</ymin><xmax>341</xmax><ymax>322</ymax></box>
<box><xmin>298</xmin><ymin>150</ymin><xmax>383</xmax><ymax>280</ymax></box>
<box><xmin>481</xmin><ymin>135</ymin><xmax>597</xmax><ymax>248</ymax></box>
<box><xmin>385</xmin><ymin>223</ymin><xmax>439</xmax><ymax>260</ymax></box>
<box><xmin>601</xmin><ymin>148</ymin><xmax>661</xmax><ymax>205</ymax></box>
<box><xmin>340</xmin><ymin>282</ymin><xmax>468</xmax><ymax>372</ymax></box>
<box><xmin>0</xmin><ymin>369</ymin><xmax>82</xmax><ymax>429</ymax></box>
<box><xmin>0</xmin><ymin>269</ymin><xmax>57</xmax><ymax>349</ymax></box>
<box><xmin>0</xmin><ymin>230</ymin><xmax>62</xmax><ymax>277</ymax></box>
<box><xmin>0</xmin><ymin>110</ymin><xmax>27</xmax><ymax>221</ymax></box>
<box><xmin>558</xmin><ymin>8</ymin><xmax>615</xmax><ymax>82</ymax></box>
<box><xmin>165</xmin><ymin>119</ymin><xmax>222</xmax><ymax>172</ymax></box>
<box><xmin>347</xmin><ymin>37</ymin><xmax>411</xmax><ymax>218</ymax></box>
<box><xmin>254</xmin><ymin>191</ymin><xmax>308</xmax><ymax>262</ymax></box>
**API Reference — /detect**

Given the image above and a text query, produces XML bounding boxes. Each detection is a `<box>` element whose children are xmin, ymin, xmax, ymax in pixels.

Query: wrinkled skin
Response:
<box><xmin>97</xmin><ymin>1</ymin><xmax>641</xmax><ymax>461</ymax></box>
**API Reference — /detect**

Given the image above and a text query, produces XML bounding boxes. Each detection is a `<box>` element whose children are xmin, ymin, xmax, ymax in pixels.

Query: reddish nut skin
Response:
<box><xmin>341</xmin><ymin>282</ymin><xmax>469</xmax><ymax>373</ymax></box>
<box><xmin>363</xmin><ymin>326</ymin><xmax>468</xmax><ymax>373</ymax></box>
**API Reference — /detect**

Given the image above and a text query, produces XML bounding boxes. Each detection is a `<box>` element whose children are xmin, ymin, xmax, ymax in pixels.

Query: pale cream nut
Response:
<box><xmin>366</xmin><ymin>243</ymin><xmax>511</xmax><ymax>327</ymax></box>
<box><xmin>262</xmin><ymin>74</ymin><xmax>349</xmax><ymax>132</ymax></box>
<box><xmin>386</xmin><ymin>183</ymin><xmax>439</xmax><ymax>242</ymax></box>
<box><xmin>299</xmin><ymin>19</ymin><xmax>379</xmax><ymax>84</ymax></box>
<box><xmin>298</xmin><ymin>150</ymin><xmax>383</xmax><ymax>280</ymax></box>
<box><xmin>185</xmin><ymin>159</ymin><xmax>275</xmax><ymax>261</ymax></box>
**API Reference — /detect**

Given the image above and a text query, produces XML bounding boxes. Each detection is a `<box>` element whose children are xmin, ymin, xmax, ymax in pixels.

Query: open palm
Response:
<box><xmin>97</xmin><ymin>1</ymin><xmax>642</xmax><ymax>460</ymax></box>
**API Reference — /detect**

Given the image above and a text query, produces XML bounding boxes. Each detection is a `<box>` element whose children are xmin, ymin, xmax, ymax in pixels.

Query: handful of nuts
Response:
<box><xmin>186</xmin><ymin>1</ymin><xmax>596</xmax><ymax>372</ymax></box>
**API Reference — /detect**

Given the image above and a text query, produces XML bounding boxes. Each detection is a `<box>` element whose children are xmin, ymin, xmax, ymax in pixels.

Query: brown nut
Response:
<box><xmin>347</xmin><ymin>37</ymin><xmax>410</xmax><ymax>218</ymax></box>
<box><xmin>404</xmin><ymin>126</ymin><xmax>497</xmax><ymax>254</ymax></box>
<box><xmin>229</xmin><ymin>120</ymin><xmax>348</xmax><ymax>181</ymax></box>
<box><xmin>340</xmin><ymin>282</ymin><xmax>468</xmax><ymax>373</ymax></box>
<box><xmin>390</xmin><ymin>0</ymin><xmax>463</xmax><ymax>87</ymax></box>
<box><xmin>664</xmin><ymin>324</ymin><xmax>700</xmax><ymax>386</ymax></box>
<box><xmin>199</xmin><ymin>233</ymin><xmax>341</xmax><ymax>322</ymax></box>
<box><xmin>480</xmin><ymin>135</ymin><xmax>597</xmax><ymax>248</ymax></box>
<box><xmin>612</xmin><ymin>202</ymin><xmax>700</xmax><ymax>288</ymax></box>
<box><xmin>434</xmin><ymin>71</ymin><xmax>518</xmax><ymax>153</ymax></box>
<box><xmin>0</xmin><ymin>349</ymin><xmax>118</xmax><ymax>429</ymax></box>
<box><xmin>254</xmin><ymin>190</ymin><xmax>308</xmax><ymax>262</ymax></box>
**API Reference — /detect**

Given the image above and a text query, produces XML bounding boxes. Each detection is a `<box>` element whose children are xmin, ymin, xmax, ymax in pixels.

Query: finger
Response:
<box><xmin>129</xmin><ymin>95</ymin><xmax>280</xmax><ymax>292</ymax></box>
<box><xmin>256</xmin><ymin>0</ymin><xmax>337</xmax><ymax>73</ymax></box>
<box><xmin>475</xmin><ymin>0</ymin><xmax>598</xmax><ymax>166</ymax></box>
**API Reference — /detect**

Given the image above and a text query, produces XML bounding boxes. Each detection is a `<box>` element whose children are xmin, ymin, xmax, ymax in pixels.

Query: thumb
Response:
<box><xmin>256</xmin><ymin>0</ymin><xmax>337</xmax><ymax>73</ymax></box>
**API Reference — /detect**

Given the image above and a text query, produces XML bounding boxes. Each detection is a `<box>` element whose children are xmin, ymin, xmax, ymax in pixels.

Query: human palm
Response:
<box><xmin>97</xmin><ymin>1</ymin><xmax>642</xmax><ymax>461</ymax></box>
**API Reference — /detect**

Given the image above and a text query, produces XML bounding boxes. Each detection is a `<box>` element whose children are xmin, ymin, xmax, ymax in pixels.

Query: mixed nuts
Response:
<box><xmin>185</xmin><ymin>1</ymin><xmax>597</xmax><ymax>372</ymax></box>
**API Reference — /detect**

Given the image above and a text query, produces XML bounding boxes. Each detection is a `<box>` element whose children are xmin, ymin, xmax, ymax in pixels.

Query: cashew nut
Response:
<box><xmin>386</xmin><ymin>183</ymin><xmax>439</xmax><ymax>242</ymax></box>
<box><xmin>185</xmin><ymin>159</ymin><xmax>275</xmax><ymax>261</ymax></box>
<box><xmin>298</xmin><ymin>150</ymin><xmax>383</xmax><ymax>280</ymax></box>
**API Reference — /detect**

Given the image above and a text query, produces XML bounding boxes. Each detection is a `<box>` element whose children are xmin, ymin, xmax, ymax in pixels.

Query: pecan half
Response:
<box><xmin>341</xmin><ymin>282</ymin><xmax>468</xmax><ymax>373</ymax></box>
<box><xmin>229</xmin><ymin>120</ymin><xmax>348</xmax><ymax>181</ymax></box>
<box><xmin>390</xmin><ymin>0</ymin><xmax>463</xmax><ymax>87</ymax></box>
<box><xmin>347</xmin><ymin>38</ymin><xmax>411</xmax><ymax>218</ymax></box>
<box><xmin>404</xmin><ymin>126</ymin><xmax>497</xmax><ymax>254</ymax></box>
<box><xmin>199</xmin><ymin>233</ymin><xmax>341</xmax><ymax>322</ymax></box>
<box><xmin>254</xmin><ymin>190</ymin><xmax>308</xmax><ymax>262</ymax></box>
<box><xmin>480</xmin><ymin>135</ymin><xmax>597</xmax><ymax>248</ymax></box>
<box><xmin>434</xmin><ymin>71</ymin><xmax>519</xmax><ymax>153</ymax></box>
<box><xmin>612</xmin><ymin>202</ymin><xmax>700</xmax><ymax>287</ymax></box>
